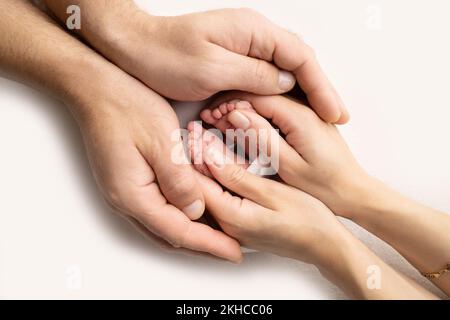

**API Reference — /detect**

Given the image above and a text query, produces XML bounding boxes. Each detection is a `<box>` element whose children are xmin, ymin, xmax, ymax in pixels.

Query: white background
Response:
<box><xmin>1</xmin><ymin>0</ymin><xmax>449</xmax><ymax>299</ymax></box>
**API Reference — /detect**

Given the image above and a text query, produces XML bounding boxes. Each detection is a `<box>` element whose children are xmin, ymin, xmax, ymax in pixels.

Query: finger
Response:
<box><xmin>225</xmin><ymin>102</ymin><xmax>308</xmax><ymax>176</ymax></box>
<box><xmin>219</xmin><ymin>48</ymin><xmax>296</xmax><ymax>95</ymax></box>
<box><xmin>211</xmin><ymin>8</ymin><xmax>347</xmax><ymax>123</ymax></box>
<box><xmin>194</xmin><ymin>171</ymin><xmax>273</xmax><ymax>235</ymax></box>
<box><xmin>132</xmin><ymin>186</ymin><xmax>243</xmax><ymax>263</ymax></box>
<box><xmin>202</xmin><ymin>137</ymin><xmax>285</xmax><ymax>210</ymax></box>
<box><xmin>335</xmin><ymin>105</ymin><xmax>351</xmax><ymax>124</ymax></box>
<box><xmin>274</xmin><ymin>30</ymin><xmax>347</xmax><ymax>123</ymax></box>
<box><xmin>146</xmin><ymin>131</ymin><xmax>206</xmax><ymax>220</ymax></box>
<box><xmin>125</xmin><ymin>214</ymin><xmax>225</xmax><ymax>260</ymax></box>
<box><xmin>200</xmin><ymin>97</ymin><xmax>308</xmax><ymax>176</ymax></box>
<box><xmin>128</xmin><ymin>214</ymin><xmax>233</xmax><ymax>260</ymax></box>
<box><xmin>211</xmin><ymin>93</ymin><xmax>315</xmax><ymax>144</ymax></box>
<box><xmin>124</xmin><ymin>215</ymin><xmax>179</xmax><ymax>252</ymax></box>
<box><xmin>234</xmin><ymin>11</ymin><xmax>347</xmax><ymax>123</ymax></box>
<box><xmin>187</xmin><ymin>121</ymin><xmax>249</xmax><ymax>178</ymax></box>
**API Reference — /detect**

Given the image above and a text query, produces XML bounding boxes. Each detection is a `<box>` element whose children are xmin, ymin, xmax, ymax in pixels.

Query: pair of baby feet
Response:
<box><xmin>187</xmin><ymin>100</ymin><xmax>269</xmax><ymax>178</ymax></box>
<box><xmin>187</xmin><ymin>94</ymin><xmax>366</xmax><ymax>224</ymax></box>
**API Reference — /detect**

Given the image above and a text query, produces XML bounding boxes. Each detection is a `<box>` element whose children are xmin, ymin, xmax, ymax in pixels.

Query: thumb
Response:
<box><xmin>203</xmin><ymin>139</ymin><xmax>283</xmax><ymax>210</ymax></box>
<box><xmin>150</xmin><ymin>138</ymin><xmax>205</xmax><ymax>220</ymax></box>
<box><xmin>222</xmin><ymin>51</ymin><xmax>296</xmax><ymax>95</ymax></box>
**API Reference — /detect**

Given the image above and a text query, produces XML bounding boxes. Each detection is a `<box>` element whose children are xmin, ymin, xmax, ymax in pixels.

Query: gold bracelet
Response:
<box><xmin>421</xmin><ymin>263</ymin><xmax>450</xmax><ymax>279</ymax></box>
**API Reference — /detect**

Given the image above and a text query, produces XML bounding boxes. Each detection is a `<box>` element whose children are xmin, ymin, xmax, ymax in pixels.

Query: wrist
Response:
<box><xmin>76</xmin><ymin>0</ymin><xmax>139</xmax><ymax>46</ymax></box>
<box><xmin>314</xmin><ymin>225</ymin><xmax>440</xmax><ymax>299</ymax></box>
<box><xmin>57</xmin><ymin>50</ymin><xmax>122</xmax><ymax>123</ymax></box>
<box><xmin>346</xmin><ymin>175</ymin><xmax>409</xmax><ymax>226</ymax></box>
<box><xmin>311</xmin><ymin>223</ymin><xmax>357</xmax><ymax>271</ymax></box>
<box><xmin>334</xmin><ymin>171</ymin><xmax>387</xmax><ymax>221</ymax></box>
<box><xmin>84</xmin><ymin>4</ymin><xmax>159</xmax><ymax>72</ymax></box>
<box><xmin>289</xmin><ymin>219</ymin><xmax>356</xmax><ymax>270</ymax></box>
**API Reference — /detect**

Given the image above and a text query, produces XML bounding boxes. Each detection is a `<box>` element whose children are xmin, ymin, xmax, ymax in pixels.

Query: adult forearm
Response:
<box><xmin>316</xmin><ymin>228</ymin><xmax>438</xmax><ymax>299</ymax></box>
<box><xmin>352</xmin><ymin>177</ymin><xmax>450</xmax><ymax>295</ymax></box>
<box><xmin>42</xmin><ymin>0</ymin><xmax>140</xmax><ymax>56</ymax></box>
<box><xmin>0</xmin><ymin>0</ymin><xmax>116</xmax><ymax>115</ymax></box>
<box><xmin>1</xmin><ymin>1</ymin><xmax>82</xmax><ymax>99</ymax></box>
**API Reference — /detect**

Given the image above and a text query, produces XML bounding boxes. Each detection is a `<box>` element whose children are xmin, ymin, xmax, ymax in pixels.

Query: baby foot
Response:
<box><xmin>201</xmin><ymin>99</ymin><xmax>303</xmax><ymax>178</ymax></box>
<box><xmin>200</xmin><ymin>100</ymin><xmax>256</xmax><ymax>132</ymax></box>
<box><xmin>187</xmin><ymin>121</ymin><xmax>249</xmax><ymax>178</ymax></box>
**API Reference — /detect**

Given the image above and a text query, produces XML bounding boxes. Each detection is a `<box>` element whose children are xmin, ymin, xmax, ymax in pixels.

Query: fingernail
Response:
<box><xmin>228</xmin><ymin>110</ymin><xmax>250</xmax><ymax>129</ymax></box>
<box><xmin>204</xmin><ymin>146</ymin><xmax>225</xmax><ymax>168</ymax></box>
<box><xmin>182</xmin><ymin>199</ymin><xmax>204</xmax><ymax>220</ymax></box>
<box><xmin>278</xmin><ymin>70</ymin><xmax>296</xmax><ymax>91</ymax></box>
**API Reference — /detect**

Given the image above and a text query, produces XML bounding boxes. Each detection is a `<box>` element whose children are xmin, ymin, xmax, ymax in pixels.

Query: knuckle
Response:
<box><xmin>103</xmin><ymin>185</ymin><xmax>158</xmax><ymax>221</ymax></box>
<box><xmin>163</xmin><ymin>170</ymin><xmax>197</xmax><ymax>198</ymax></box>
<box><xmin>298</xmin><ymin>104</ymin><xmax>319</xmax><ymax>121</ymax></box>
<box><xmin>103</xmin><ymin>186</ymin><xmax>128</xmax><ymax>213</ymax></box>
<box><xmin>226</xmin><ymin>166</ymin><xmax>247</xmax><ymax>187</ymax></box>
<box><xmin>250</xmin><ymin>59</ymin><xmax>268</xmax><ymax>90</ymax></box>
<box><xmin>170</xmin><ymin>220</ymin><xmax>192</xmax><ymax>248</ymax></box>
<box><xmin>190</xmin><ymin>58</ymin><xmax>222</xmax><ymax>97</ymax></box>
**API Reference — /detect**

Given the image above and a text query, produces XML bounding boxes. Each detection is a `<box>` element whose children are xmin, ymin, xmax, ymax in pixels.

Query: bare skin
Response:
<box><xmin>187</xmin><ymin>116</ymin><xmax>438</xmax><ymax>299</ymax></box>
<box><xmin>42</xmin><ymin>0</ymin><xmax>349</xmax><ymax>123</ymax></box>
<box><xmin>0</xmin><ymin>0</ymin><xmax>242</xmax><ymax>262</ymax></box>
<box><xmin>1</xmin><ymin>0</ymin><xmax>446</xmax><ymax>299</ymax></box>
<box><xmin>199</xmin><ymin>95</ymin><xmax>450</xmax><ymax>296</ymax></box>
<box><xmin>24</xmin><ymin>0</ymin><xmax>351</xmax><ymax>254</ymax></box>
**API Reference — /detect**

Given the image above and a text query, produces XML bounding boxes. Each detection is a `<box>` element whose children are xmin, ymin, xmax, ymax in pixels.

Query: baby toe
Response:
<box><xmin>227</xmin><ymin>103</ymin><xmax>236</xmax><ymax>112</ymax></box>
<box><xmin>219</xmin><ymin>102</ymin><xmax>228</xmax><ymax>115</ymax></box>
<box><xmin>212</xmin><ymin>108</ymin><xmax>223</xmax><ymax>120</ymax></box>
<box><xmin>234</xmin><ymin>100</ymin><xmax>254</xmax><ymax>111</ymax></box>
<box><xmin>200</xmin><ymin>109</ymin><xmax>217</xmax><ymax>125</ymax></box>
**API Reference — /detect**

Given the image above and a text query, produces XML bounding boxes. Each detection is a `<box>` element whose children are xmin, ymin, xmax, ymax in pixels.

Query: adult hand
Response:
<box><xmin>187</xmin><ymin>124</ymin><xmax>345</xmax><ymax>264</ymax></box>
<box><xmin>0</xmin><ymin>0</ymin><xmax>242</xmax><ymax>261</ymax></box>
<box><xmin>187</xmin><ymin>125</ymin><xmax>436</xmax><ymax>299</ymax></box>
<box><xmin>202</xmin><ymin>95</ymin><xmax>450</xmax><ymax>296</ymax></box>
<box><xmin>69</xmin><ymin>64</ymin><xmax>242</xmax><ymax>262</ymax></box>
<box><xmin>203</xmin><ymin>94</ymin><xmax>363</xmax><ymax>218</ymax></box>
<box><xmin>43</xmin><ymin>0</ymin><xmax>349</xmax><ymax>123</ymax></box>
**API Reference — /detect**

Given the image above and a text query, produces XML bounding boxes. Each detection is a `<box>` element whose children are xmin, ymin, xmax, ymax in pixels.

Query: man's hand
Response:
<box><xmin>0</xmin><ymin>0</ymin><xmax>242</xmax><ymax>262</ymax></box>
<box><xmin>43</xmin><ymin>1</ymin><xmax>349</xmax><ymax>124</ymax></box>
<box><xmin>72</xmin><ymin>66</ymin><xmax>242</xmax><ymax>262</ymax></box>
<box><xmin>206</xmin><ymin>93</ymin><xmax>365</xmax><ymax>218</ymax></box>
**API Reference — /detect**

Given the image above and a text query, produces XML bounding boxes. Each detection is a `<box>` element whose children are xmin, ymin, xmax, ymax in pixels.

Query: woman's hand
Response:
<box><xmin>201</xmin><ymin>94</ymin><xmax>365</xmax><ymax>219</ymax></box>
<box><xmin>187</xmin><ymin>124</ymin><xmax>347</xmax><ymax>265</ymax></box>
<box><xmin>187</xmin><ymin>123</ymin><xmax>437</xmax><ymax>299</ymax></box>
<box><xmin>42</xmin><ymin>0</ymin><xmax>348</xmax><ymax>124</ymax></box>
<box><xmin>200</xmin><ymin>95</ymin><xmax>450</xmax><ymax>296</ymax></box>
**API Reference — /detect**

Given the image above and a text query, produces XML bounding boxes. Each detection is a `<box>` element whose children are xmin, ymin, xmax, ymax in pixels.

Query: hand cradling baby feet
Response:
<box><xmin>191</xmin><ymin>95</ymin><xmax>369</xmax><ymax>219</ymax></box>
<box><xmin>188</xmin><ymin>100</ymin><xmax>282</xmax><ymax>178</ymax></box>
